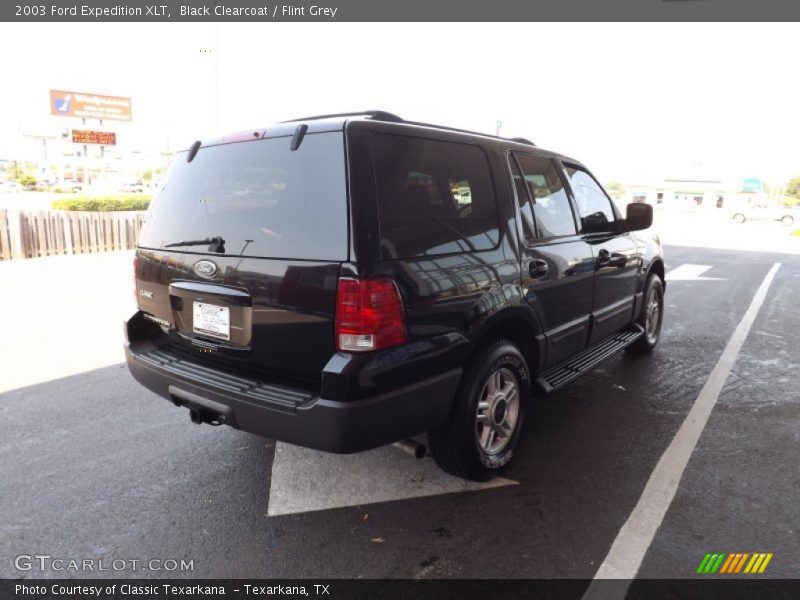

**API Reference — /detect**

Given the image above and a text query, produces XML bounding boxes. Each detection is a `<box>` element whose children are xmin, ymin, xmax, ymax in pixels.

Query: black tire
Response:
<box><xmin>781</xmin><ymin>215</ymin><xmax>794</xmax><ymax>227</ymax></box>
<box><xmin>428</xmin><ymin>339</ymin><xmax>530</xmax><ymax>481</ymax></box>
<box><xmin>627</xmin><ymin>274</ymin><xmax>664</xmax><ymax>354</ymax></box>
<box><xmin>732</xmin><ymin>213</ymin><xmax>746</xmax><ymax>224</ymax></box>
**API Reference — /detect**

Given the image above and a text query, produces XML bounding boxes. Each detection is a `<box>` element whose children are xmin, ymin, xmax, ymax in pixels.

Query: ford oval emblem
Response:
<box><xmin>194</xmin><ymin>260</ymin><xmax>218</xmax><ymax>278</ymax></box>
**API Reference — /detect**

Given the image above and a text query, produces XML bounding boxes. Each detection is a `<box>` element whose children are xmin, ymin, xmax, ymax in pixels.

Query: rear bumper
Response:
<box><xmin>124</xmin><ymin>340</ymin><xmax>462</xmax><ymax>454</ymax></box>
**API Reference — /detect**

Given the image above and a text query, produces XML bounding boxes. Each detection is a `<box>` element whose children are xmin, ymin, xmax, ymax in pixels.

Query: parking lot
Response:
<box><xmin>1</xmin><ymin>230</ymin><xmax>798</xmax><ymax>580</ymax></box>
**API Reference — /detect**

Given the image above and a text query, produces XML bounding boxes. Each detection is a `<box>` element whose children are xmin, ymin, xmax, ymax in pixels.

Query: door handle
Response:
<box><xmin>529</xmin><ymin>259</ymin><xmax>549</xmax><ymax>279</ymax></box>
<box><xmin>597</xmin><ymin>248</ymin><xmax>627</xmax><ymax>268</ymax></box>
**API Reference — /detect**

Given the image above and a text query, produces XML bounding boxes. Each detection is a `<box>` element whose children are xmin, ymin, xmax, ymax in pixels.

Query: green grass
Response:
<box><xmin>51</xmin><ymin>195</ymin><xmax>151</xmax><ymax>211</ymax></box>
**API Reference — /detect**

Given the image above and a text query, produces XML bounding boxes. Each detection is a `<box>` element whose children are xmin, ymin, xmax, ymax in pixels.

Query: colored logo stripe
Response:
<box><xmin>745</xmin><ymin>553</ymin><xmax>773</xmax><ymax>574</ymax></box>
<box><xmin>720</xmin><ymin>553</ymin><xmax>747</xmax><ymax>573</ymax></box>
<box><xmin>696</xmin><ymin>554</ymin><xmax>712</xmax><ymax>573</ymax></box>
<box><xmin>696</xmin><ymin>553</ymin><xmax>726</xmax><ymax>573</ymax></box>
<box><xmin>698</xmin><ymin>552</ymin><xmax>773</xmax><ymax>574</ymax></box>
<box><xmin>719</xmin><ymin>554</ymin><xmax>736</xmax><ymax>573</ymax></box>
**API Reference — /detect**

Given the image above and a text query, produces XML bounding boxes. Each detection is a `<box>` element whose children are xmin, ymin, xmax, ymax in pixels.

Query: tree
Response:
<box><xmin>605</xmin><ymin>182</ymin><xmax>625</xmax><ymax>198</ymax></box>
<box><xmin>18</xmin><ymin>174</ymin><xmax>37</xmax><ymax>188</ymax></box>
<box><xmin>786</xmin><ymin>176</ymin><xmax>800</xmax><ymax>199</ymax></box>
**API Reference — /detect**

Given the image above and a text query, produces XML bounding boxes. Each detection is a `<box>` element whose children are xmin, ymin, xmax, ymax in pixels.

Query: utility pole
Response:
<box><xmin>81</xmin><ymin>117</ymin><xmax>88</xmax><ymax>185</ymax></box>
<box><xmin>211</xmin><ymin>23</ymin><xmax>221</xmax><ymax>134</ymax></box>
<box><xmin>495</xmin><ymin>120</ymin><xmax>502</xmax><ymax>137</ymax></box>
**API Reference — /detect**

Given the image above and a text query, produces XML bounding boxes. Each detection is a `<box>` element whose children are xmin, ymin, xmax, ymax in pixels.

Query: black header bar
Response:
<box><xmin>3</xmin><ymin>0</ymin><xmax>800</xmax><ymax>22</ymax></box>
<box><xmin>3</xmin><ymin>579</ymin><xmax>800</xmax><ymax>600</ymax></box>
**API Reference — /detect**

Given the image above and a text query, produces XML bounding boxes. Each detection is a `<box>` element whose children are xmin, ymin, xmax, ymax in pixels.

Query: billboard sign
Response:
<box><xmin>742</xmin><ymin>177</ymin><xmax>764</xmax><ymax>193</ymax></box>
<box><xmin>50</xmin><ymin>89</ymin><xmax>132</xmax><ymax>121</ymax></box>
<box><xmin>71</xmin><ymin>129</ymin><xmax>117</xmax><ymax>145</ymax></box>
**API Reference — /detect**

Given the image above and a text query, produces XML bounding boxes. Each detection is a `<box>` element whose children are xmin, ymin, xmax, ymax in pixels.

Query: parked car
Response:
<box><xmin>125</xmin><ymin>111</ymin><xmax>665</xmax><ymax>481</ymax></box>
<box><xmin>63</xmin><ymin>179</ymin><xmax>83</xmax><ymax>193</ymax></box>
<box><xmin>731</xmin><ymin>202</ymin><xmax>797</xmax><ymax>227</ymax></box>
<box><xmin>118</xmin><ymin>180</ymin><xmax>145</xmax><ymax>193</ymax></box>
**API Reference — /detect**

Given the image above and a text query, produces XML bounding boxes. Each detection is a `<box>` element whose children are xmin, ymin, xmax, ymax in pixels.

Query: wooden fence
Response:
<box><xmin>0</xmin><ymin>209</ymin><xmax>146</xmax><ymax>260</ymax></box>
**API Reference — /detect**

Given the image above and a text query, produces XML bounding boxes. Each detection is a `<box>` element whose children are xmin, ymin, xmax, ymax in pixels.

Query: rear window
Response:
<box><xmin>139</xmin><ymin>132</ymin><xmax>347</xmax><ymax>260</ymax></box>
<box><xmin>371</xmin><ymin>133</ymin><xmax>499</xmax><ymax>259</ymax></box>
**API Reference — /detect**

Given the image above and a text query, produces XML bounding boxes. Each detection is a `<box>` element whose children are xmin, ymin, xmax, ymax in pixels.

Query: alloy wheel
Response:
<box><xmin>475</xmin><ymin>368</ymin><xmax>520</xmax><ymax>454</ymax></box>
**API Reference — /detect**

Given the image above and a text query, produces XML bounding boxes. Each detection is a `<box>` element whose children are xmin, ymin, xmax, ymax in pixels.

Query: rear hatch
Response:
<box><xmin>135</xmin><ymin>130</ymin><xmax>348</xmax><ymax>387</ymax></box>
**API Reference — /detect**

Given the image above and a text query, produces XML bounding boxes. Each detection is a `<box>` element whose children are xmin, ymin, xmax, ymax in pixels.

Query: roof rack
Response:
<box><xmin>282</xmin><ymin>110</ymin><xmax>404</xmax><ymax>123</ymax></box>
<box><xmin>283</xmin><ymin>111</ymin><xmax>536</xmax><ymax>146</ymax></box>
<box><xmin>402</xmin><ymin>120</ymin><xmax>537</xmax><ymax>147</ymax></box>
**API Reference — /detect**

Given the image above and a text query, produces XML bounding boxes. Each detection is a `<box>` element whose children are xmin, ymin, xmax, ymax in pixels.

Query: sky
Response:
<box><xmin>1</xmin><ymin>22</ymin><xmax>798</xmax><ymax>186</ymax></box>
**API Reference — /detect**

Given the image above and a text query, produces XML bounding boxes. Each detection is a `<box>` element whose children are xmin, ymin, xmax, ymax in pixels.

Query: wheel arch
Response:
<box><xmin>647</xmin><ymin>257</ymin><xmax>665</xmax><ymax>284</ymax></box>
<box><xmin>468</xmin><ymin>308</ymin><xmax>544</xmax><ymax>378</ymax></box>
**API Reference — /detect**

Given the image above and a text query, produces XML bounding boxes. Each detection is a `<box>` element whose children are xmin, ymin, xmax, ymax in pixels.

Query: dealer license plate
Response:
<box><xmin>193</xmin><ymin>302</ymin><xmax>230</xmax><ymax>340</ymax></box>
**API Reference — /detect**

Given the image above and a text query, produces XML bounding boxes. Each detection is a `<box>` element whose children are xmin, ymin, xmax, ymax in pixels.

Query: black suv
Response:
<box><xmin>125</xmin><ymin>111</ymin><xmax>665</xmax><ymax>481</ymax></box>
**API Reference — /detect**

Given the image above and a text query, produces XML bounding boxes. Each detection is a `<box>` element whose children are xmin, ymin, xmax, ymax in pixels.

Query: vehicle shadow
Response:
<box><xmin>0</xmin><ymin>347</ymin><xmax>706</xmax><ymax>579</ymax></box>
<box><xmin>0</xmin><ymin>364</ymin><xmax>274</xmax><ymax>579</ymax></box>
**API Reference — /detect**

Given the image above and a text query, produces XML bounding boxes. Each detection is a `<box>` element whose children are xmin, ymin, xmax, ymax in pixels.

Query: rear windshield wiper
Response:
<box><xmin>163</xmin><ymin>236</ymin><xmax>225</xmax><ymax>253</ymax></box>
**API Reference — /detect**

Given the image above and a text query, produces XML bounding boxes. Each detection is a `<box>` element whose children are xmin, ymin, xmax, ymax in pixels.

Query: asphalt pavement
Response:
<box><xmin>0</xmin><ymin>243</ymin><xmax>797</xmax><ymax>581</ymax></box>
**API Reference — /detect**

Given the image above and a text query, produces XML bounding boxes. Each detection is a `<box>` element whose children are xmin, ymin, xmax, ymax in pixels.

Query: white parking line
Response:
<box><xmin>267</xmin><ymin>442</ymin><xmax>516</xmax><ymax>516</ymax></box>
<box><xmin>666</xmin><ymin>263</ymin><xmax>725</xmax><ymax>281</ymax></box>
<box><xmin>583</xmin><ymin>262</ymin><xmax>781</xmax><ymax>595</ymax></box>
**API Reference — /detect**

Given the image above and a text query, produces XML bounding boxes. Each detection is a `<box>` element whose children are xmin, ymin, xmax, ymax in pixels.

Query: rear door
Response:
<box><xmin>510</xmin><ymin>153</ymin><xmax>595</xmax><ymax>368</ymax></box>
<box><xmin>135</xmin><ymin>130</ymin><xmax>348</xmax><ymax>385</ymax></box>
<box><xmin>562</xmin><ymin>163</ymin><xmax>641</xmax><ymax>344</ymax></box>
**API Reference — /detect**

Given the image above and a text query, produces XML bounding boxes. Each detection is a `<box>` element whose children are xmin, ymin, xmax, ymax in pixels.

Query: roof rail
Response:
<box><xmin>400</xmin><ymin>119</ymin><xmax>536</xmax><ymax>147</ymax></box>
<box><xmin>282</xmin><ymin>111</ymin><xmax>536</xmax><ymax>146</ymax></box>
<box><xmin>282</xmin><ymin>110</ymin><xmax>404</xmax><ymax>123</ymax></box>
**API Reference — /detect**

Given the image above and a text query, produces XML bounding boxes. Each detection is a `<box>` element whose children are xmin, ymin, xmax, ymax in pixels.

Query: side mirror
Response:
<box><xmin>582</xmin><ymin>211</ymin><xmax>611</xmax><ymax>233</ymax></box>
<box><xmin>625</xmin><ymin>203</ymin><xmax>653</xmax><ymax>231</ymax></box>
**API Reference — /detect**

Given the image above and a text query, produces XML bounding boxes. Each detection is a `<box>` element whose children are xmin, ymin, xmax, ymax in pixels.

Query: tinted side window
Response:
<box><xmin>565</xmin><ymin>166</ymin><xmax>616</xmax><ymax>232</ymax></box>
<box><xmin>508</xmin><ymin>155</ymin><xmax>536</xmax><ymax>245</ymax></box>
<box><xmin>515</xmin><ymin>155</ymin><xmax>577</xmax><ymax>238</ymax></box>
<box><xmin>371</xmin><ymin>133</ymin><xmax>499</xmax><ymax>259</ymax></box>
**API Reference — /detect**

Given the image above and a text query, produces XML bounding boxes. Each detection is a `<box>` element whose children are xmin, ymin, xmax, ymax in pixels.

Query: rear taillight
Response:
<box><xmin>133</xmin><ymin>255</ymin><xmax>138</xmax><ymax>304</ymax></box>
<box><xmin>335</xmin><ymin>277</ymin><xmax>408</xmax><ymax>352</ymax></box>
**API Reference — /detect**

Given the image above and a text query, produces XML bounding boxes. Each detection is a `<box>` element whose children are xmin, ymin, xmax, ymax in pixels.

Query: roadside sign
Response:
<box><xmin>742</xmin><ymin>177</ymin><xmax>764</xmax><ymax>193</ymax></box>
<box><xmin>50</xmin><ymin>89</ymin><xmax>132</xmax><ymax>121</ymax></box>
<box><xmin>71</xmin><ymin>129</ymin><xmax>117</xmax><ymax>145</ymax></box>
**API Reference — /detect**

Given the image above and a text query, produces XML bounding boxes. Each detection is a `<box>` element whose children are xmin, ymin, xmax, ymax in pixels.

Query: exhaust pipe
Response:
<box><xmin>392</xmin><ymin>439</ymin><xmax>426</xmax><ymax>459</ymax></box>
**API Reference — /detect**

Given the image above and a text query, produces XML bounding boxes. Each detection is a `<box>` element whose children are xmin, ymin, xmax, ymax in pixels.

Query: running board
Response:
<box><xmin>534</xmin><ymin>324</ymin><xmax>644</xmax><ymax>395</ymax></box>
